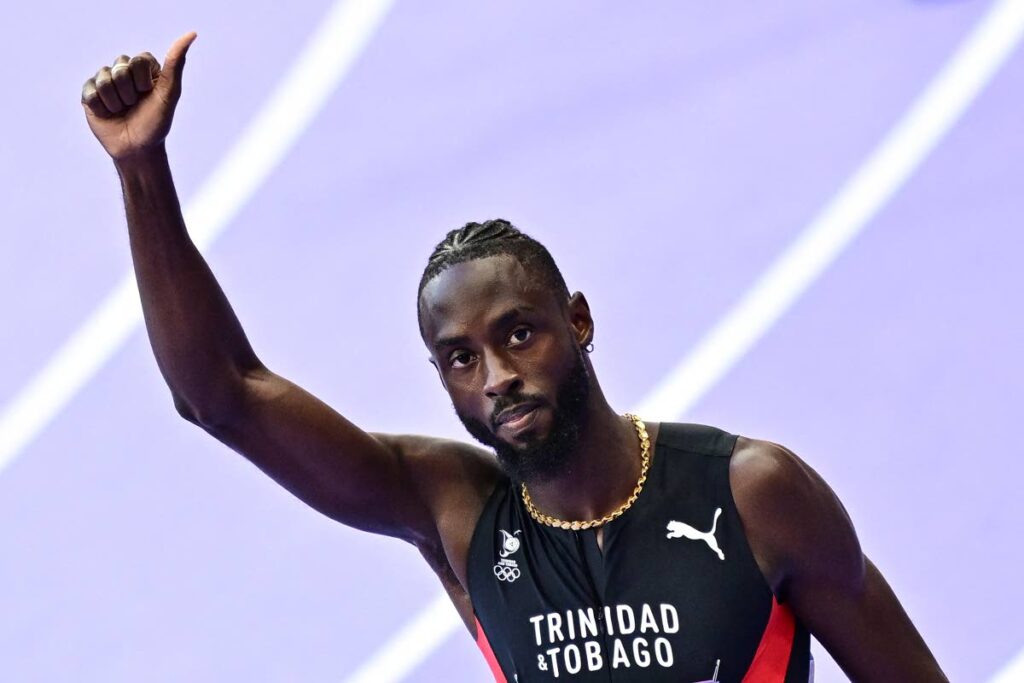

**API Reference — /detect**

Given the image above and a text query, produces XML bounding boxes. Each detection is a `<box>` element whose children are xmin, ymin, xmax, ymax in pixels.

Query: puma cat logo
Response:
<box><xmin>666</xmin><ymin>507</ymin><xmax>725</xmax><ymax>561</ymax></box>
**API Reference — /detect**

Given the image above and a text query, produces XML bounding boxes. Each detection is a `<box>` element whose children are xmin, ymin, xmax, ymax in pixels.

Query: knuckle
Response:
<box><xmin>128</xmin><ymin>57</ymin><xmax>148</xmax><ymax>75</ymax></box>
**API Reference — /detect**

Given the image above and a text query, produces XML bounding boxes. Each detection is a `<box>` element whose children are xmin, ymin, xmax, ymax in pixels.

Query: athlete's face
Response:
<box><xmin>419</xmin><ymin>255</ymin><xmax>594</xmax><ymax>482</ymax></box>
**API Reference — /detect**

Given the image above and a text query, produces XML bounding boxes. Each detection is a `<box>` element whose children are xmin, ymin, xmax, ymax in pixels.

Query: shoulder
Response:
<box><xmin>371</xmin><ymin>433</ymin><xmax>504</xmax><ymax>515</ymax></box>
<box><xmin>729</xmin><ymin>436</ymin><xmax>864</xmax><ymax>598</ymax></box>
<box><xmin>729</xmin><ymin>436</ymin><xmax>819</xmax><ymax>505</ymax></box>
<box><xmin>372</xmin><ymin>433</ymin><xmax>505</xmax><ymax>588</ymax></box>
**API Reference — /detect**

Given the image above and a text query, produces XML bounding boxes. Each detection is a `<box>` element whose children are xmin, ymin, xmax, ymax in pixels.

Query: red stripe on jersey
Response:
<box><xmin>475</xmin><ymin>616</ymin><xmax>507</xmax><ymax>683</ymax></box>
<box><xmin>741</xmin><ymin>596</ymin><xmax>797</xmax><ymax>682</ymax></box>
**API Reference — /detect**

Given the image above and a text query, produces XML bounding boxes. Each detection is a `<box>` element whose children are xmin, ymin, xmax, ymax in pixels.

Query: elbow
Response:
<box><xmin>172</xmin><ymin>393</ymin><xmax>233</xmax><ymax>431</ymax></box>
<box><xmin>172</xmin><ymin>393</ymin><xmax>202</xmax><ymax>425</ymax></box>
<box><xmin>170</xmin><ymin>370</ymin><xmax>258</xmax><ymax>431</ymax></box>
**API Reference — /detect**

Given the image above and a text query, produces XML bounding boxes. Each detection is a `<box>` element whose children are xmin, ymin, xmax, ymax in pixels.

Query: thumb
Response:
<box><xmin>160</xmin><ymin>31</ymin><xmax>197</xmax><ymax>91</ymax></box>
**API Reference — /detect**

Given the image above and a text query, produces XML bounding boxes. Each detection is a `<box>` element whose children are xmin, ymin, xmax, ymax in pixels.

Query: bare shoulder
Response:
<box><xmin>370</xmin><ymin>433</ymin><xmax>503</xmax><ymax>505</ymax></box>
<box><xmin>729</xmin><ymin>436</ymin><xmax>863</xmax><ymax>597</ymax></box>
<box><xmin>372</xmin><ymin>433</ymin><xmax>504</xmax><ymax>593</ymax></box>
<box><xmin>729</xmin><ymin>436</ymin><xmax>822</xmax><ymax>508</ymax></box>
<box><xmin>728</xmin><ymin>438</ymin><xmax>947</xmax><ymax>679</ymax></box>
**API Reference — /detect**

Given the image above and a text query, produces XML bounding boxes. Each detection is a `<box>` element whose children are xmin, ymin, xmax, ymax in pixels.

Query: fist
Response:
<box><xmin>81</xmin><ymin>32</ymin><xmax>197</xmax><ymax>161</ymax></box>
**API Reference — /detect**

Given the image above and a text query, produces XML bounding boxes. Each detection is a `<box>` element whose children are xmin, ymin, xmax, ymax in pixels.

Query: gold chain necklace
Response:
<box><xmin>520</xmin><ymin>413</ymin><xmax>650</xmax><ymax>531</ymax></box>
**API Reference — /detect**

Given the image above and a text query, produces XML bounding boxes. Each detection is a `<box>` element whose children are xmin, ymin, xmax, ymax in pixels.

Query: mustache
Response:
<box><xmin>490</xmin><ymin>393</ymin><xmax>548</xmax><ymax>428</ymax></box>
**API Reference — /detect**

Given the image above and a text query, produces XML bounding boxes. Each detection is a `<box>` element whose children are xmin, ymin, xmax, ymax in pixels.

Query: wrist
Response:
<box><xmin>113</xmin><ymin>143</ymin><xmax>169</xmax><ymax>178</ymax></box>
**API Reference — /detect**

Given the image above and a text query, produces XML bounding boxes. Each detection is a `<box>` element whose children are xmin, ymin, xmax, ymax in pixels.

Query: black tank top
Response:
<box><xmin>467</xmin><ymin>422</ymin><xmax>813</xmax><ymax>682</ymax></box>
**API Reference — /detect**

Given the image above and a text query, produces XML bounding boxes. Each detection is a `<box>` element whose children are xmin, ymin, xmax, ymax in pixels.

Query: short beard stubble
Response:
<box><xmin>455</xmin><ymin>347</ymin><xmax>592</xmax><ymax>483</ymax></box>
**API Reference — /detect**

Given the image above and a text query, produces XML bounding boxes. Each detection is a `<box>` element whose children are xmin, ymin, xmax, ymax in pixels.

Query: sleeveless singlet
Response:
<box><xmin>467</xmin><ymin>422</ymin><xmax>813</xmax><ymax>682</ymax></box>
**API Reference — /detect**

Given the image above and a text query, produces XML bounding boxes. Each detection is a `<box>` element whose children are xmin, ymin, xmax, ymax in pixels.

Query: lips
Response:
<box><xmin>498</xmin><ymin>406</ymin><xmax>542</xmax><ymax>436</ymax></box>
<box><xmin>495</xmin><ymin>402</ymin><xmax>540</xmax><ymax>426</ymax></box>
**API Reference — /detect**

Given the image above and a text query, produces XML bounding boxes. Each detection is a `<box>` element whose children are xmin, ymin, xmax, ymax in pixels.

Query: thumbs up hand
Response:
<box><xmin>81</xmin><ymin>31</ymin><xmax>197</xmax><ymax>161</ymax></box>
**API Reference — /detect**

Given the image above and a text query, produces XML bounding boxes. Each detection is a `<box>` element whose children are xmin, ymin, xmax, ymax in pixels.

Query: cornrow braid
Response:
<box><xmin>417</xmin><ymin>219</ymin><xmax>570</xmax><ymax>332</ymax></box>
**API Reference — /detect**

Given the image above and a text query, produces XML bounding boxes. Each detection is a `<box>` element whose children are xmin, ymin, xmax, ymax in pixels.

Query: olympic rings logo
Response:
<box><xmin>493</xmin><ymin>564</ymin><xmax>521</xmax><ymax>582</ymax></box>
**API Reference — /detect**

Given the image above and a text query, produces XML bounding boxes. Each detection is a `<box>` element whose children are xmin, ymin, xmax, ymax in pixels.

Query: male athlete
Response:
<box><xmin>81</xmin><ymin>34</ymin><xmax>948</xmax><ymax>681</ymax></box>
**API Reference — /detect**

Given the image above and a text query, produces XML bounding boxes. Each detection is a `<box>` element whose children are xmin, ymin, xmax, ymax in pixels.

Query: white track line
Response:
<box><xmin>342</xmin><ymin>594</ymin><xmax>463</xmax><ymax>683</ymax></box>
<box><xmin>990</xmin><ymin>650</ymin><xmax>1024</xmax><ymax>683</ymax></box>
<box><xmin>0</xmin><ymin>0</ymin><xmax>396</xmax><ymax>475</ymax></box>
<box><xmin>636</xmin><ymin>0</ymin><xmax>1024</xmax><ymax>422</ymax></box>
<box><xmin>340</xmin><ymin>1</ymin><xmax>1024</xmax><ymax>681</ymax></box>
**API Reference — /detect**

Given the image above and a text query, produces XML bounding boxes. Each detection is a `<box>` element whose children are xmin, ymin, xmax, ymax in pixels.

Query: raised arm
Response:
<box><xmin>80</xmin><ymin>34</ymin><xmax>497</xmax><ymax>558</ymax></box>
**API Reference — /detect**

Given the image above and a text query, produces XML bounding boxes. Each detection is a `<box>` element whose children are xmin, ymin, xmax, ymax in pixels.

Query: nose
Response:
<box><xmin>483</xmin><ymin>350</ymin><xmax>522</xmax><ymax>398</ymax></box>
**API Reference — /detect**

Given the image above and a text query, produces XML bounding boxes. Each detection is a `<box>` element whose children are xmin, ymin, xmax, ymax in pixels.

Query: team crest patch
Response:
<box><xmin>494</xmin><ymin>529</ymin><xmax>522</xmax><ymax>582</ymax></box>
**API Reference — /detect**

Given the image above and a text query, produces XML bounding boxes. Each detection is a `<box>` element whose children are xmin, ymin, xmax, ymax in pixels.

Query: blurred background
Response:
<box><xmin>1</xmin><ymin>1</ymin><xmax>1022</xmax><ymax>681</ymax></box>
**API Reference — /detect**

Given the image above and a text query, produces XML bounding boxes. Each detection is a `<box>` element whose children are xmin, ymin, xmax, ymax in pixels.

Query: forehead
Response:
<box><xmin>419</xmin><ymin>255</ymin><xmax>558</xmax><ymax>342</ymax></box>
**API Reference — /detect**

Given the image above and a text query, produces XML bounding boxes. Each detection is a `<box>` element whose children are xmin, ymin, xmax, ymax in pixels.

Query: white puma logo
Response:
<box><xmin>666</xmin><ymin>507</ymin><xmax>725</xmax><ymax>561</ymax></box>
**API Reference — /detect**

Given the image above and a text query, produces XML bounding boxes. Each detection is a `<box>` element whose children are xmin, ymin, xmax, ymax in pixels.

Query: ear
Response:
<box><xmin>566</xmin><ymin>291</ymin><xmax>594</xmax><ymax>349</ymax></box>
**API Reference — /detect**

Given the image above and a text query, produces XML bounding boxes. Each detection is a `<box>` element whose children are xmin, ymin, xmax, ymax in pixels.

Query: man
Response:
<box><xmin>81</xmin><ymin>33</ymin><xmax>947</xmax><ymax>681</ymax></box>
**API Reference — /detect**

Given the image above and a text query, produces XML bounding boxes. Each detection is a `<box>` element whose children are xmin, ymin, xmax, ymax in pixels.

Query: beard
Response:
<box><xmin>455</xmin><ymin>347</ymin><xmax>592</xmax><ymax>483</ymax></box>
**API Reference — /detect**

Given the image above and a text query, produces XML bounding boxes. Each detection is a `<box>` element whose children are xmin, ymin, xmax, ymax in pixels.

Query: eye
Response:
<box><xmin>508</xmin><ymin>327</ymin><xmax>532</xmax><ymax>346</ymax></box>
<box><xmin>449</xmin><ymin>351</ymin><xmax>474</xmax><ymax>369</ymax></box>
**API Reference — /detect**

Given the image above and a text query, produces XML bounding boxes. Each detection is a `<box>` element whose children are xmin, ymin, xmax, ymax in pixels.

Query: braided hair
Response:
<box><xmin>417</xmin><ymin>219</ymin><xmax>570</xmax><ymax>331</ymax></box>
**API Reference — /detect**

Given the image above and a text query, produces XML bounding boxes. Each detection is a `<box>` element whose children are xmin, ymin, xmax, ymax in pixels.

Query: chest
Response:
<box><xmin>471</xmin><ymin>476</ymin><xmax>775</xmax><ymax>682</ymax></box>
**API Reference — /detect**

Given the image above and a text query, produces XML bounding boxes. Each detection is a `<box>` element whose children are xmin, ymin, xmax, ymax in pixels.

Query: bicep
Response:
<box><xmin>734</xmin><ymin>440</ymin><xmax>946</xmax><ymax>681</ymax></box>
<box><xmin>790</xmin><ymin>554</ymin><xmax>947</xmax><ymax>682</ymax></box>
<box><xmin>198</xmin><ymin>366</ymin><xmax>438</xmax><ymax>543</ymax></box>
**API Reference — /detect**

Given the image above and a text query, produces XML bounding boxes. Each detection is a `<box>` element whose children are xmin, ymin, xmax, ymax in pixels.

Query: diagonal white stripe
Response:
<box><xmin>990</xmin><ymin>650</ymin><xmax>1024</xmax><ymax>683</ymax></box>
<box><xmin>636</xmin><ymin>0</ymin><xmax>1024</xmax><ymax>422</ymax></box>
<box><xmin>340</xmin><ymin>1</ymin><xmax>1024</xmax><ymax>681</ymax></box>
<box><xmin>0</xmin><ymin>0</ymin><xmax>396</xmax><ymax>475</ymax></box>
<box><xmin>342</xmin><ymin>593</ymin><xmax>463</xmax><ymax>683</ymax></box>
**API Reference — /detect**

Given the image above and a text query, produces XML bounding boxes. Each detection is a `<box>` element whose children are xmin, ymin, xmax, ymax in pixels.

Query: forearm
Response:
<box><xmin>117</xmin><ymin>144</ymin><xmax>260</xmax><ymax>422</ymax></box>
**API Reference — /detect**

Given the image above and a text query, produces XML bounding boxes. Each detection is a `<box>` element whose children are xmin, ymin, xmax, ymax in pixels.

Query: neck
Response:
<box><xmin>522</xmin><ymin>386</ymin><xmax>644</xmax><ymax>523</ymax></box>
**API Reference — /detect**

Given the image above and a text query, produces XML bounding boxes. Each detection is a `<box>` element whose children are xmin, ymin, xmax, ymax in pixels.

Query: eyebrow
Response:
<box><xmin>432</xmin><ymin>306</ymin><xmax>534</xmax><ymax>352</ymax></box>
<box><xmin>433</xmin><ymin>334</ymin><xmax>470</xmax><ymax>353</ymax></box>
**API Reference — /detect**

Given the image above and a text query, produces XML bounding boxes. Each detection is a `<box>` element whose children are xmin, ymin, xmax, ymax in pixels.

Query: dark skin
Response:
<box><xmin>82</xmin><ymin>33</ymin><xmax>948</xmax><ymax>682</ymax></box>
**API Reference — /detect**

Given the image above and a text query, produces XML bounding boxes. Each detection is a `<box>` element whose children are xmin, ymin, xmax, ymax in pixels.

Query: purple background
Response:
<box><xmin>1</xmin><ymin>1</ymin><xmax>1021</xmax><ymax>681</ymax></box>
